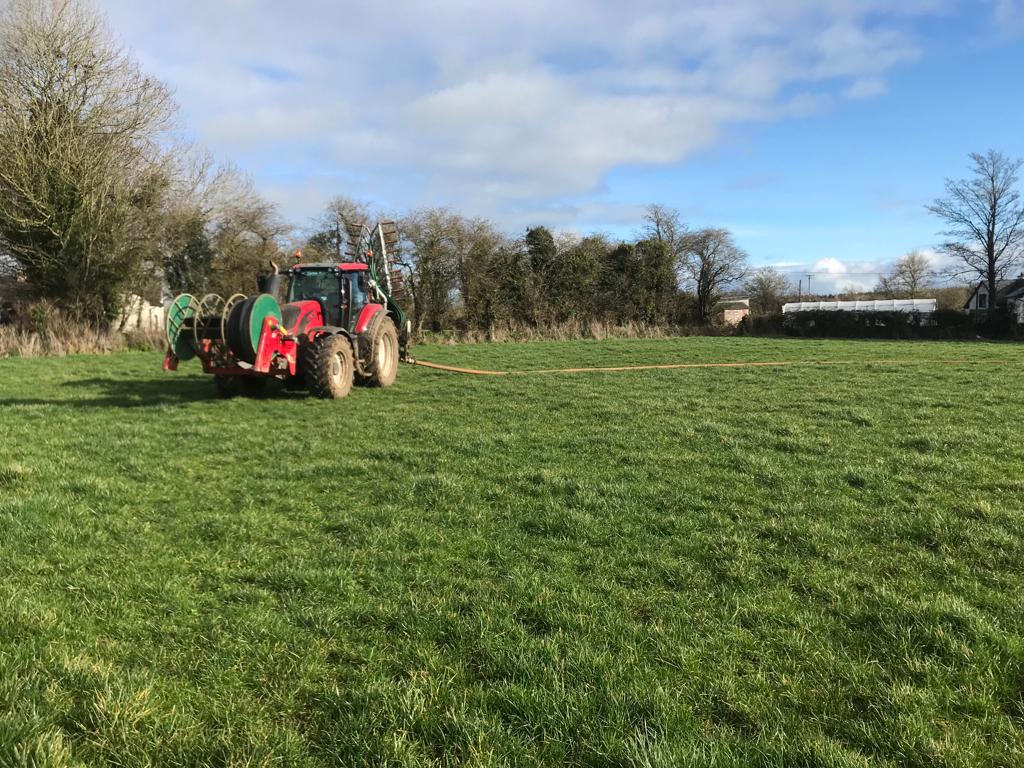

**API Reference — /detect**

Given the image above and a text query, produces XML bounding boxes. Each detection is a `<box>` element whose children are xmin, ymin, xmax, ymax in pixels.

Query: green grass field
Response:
<box><xmin>2</xmin><ymin>337</ymin><xmax>1023</xmax><ymax>767</ymax></box>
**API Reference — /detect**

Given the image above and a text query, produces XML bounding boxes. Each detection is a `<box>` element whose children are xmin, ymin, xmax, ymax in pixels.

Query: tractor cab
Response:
<box><xmin>286</xmin><ymin>263</ymin><xmax>369</xmax><ymax>331</ymax></box>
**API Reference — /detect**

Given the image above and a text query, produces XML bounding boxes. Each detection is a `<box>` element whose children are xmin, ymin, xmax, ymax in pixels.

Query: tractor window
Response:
<box><xmin>289</xmin><ymin>270</ymin><xmax>339</xmax><ymax>306</ymax></box>
<box><xmin>350</xmin><ymin>273</ymin><xmax>367</xmax><ymax>309</ymax></box>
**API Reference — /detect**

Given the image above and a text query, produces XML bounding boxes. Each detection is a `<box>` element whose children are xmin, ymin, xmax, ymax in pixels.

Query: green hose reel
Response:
<box><xmin>165</xmin><ymin>294</ymin><xmax>199</xmax><ymax>361</ymax></box>
<box><xmin>166</xmin><ymin>292</ymin><xmax>282</xmax><ymax>364</ymax></box>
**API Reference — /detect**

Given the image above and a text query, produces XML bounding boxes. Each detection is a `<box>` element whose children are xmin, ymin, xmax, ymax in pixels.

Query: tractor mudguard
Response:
<box><xmin>305</xmin><ymin>325</ymin><xmax>352</xmax><ymax>340</ymax></box>
<box><xmin>280</xmin><ymin>300</ymin><xmax>323</xmax><ymax>337</ymax></box>
<box><xmin>354</xmin><ymin>303</ymin><xmax>385</xmax><ymax>334</ymax></box>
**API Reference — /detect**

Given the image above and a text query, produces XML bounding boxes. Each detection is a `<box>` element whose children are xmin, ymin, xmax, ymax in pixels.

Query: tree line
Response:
<box><xmin>294</xmin><ymin>200</ymin><xmax>751</xmax><ymax>333</ymax></box>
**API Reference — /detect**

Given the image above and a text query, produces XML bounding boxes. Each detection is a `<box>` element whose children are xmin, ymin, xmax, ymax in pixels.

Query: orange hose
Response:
<box><xmin>409</xmin><ymin>359</ymin><xmax>508</xmax><ymax>375</ymax></box>
<box><xmin>409</xmin><ymin>358</ymin><xmax>1011</xmax><ymax>376</ymax></box>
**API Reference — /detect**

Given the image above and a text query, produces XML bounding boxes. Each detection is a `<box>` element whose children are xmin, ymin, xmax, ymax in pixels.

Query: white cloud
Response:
<box><xmin>760</xmin><ymin>247</ymin><xmax>960</xmax><ymax>295</ymax></box>
<box><xmin>94</xmin><ymin>0</ymin><xmax>949</xmax><ymax>227</ymax></box>
<box><xmin>813</xmin><ymin>257</ymin><xmax>849</xmax><ymax>276</ymax></box>
<box><xmin>845</xmin><ymin>77</ymin><xmax>887</xmax><ymax>100</ymax></box>
<box><xmin>991</xmin><ymin>0</ymin><xmax>1024</xmax><ymax>34</ymax></box>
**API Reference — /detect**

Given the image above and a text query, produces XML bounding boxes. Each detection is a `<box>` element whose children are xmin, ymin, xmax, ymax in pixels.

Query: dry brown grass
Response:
<box><xmin>0</xmin><ymin>304</ymin><xmax>164</xmax><ymax>358</ymax></box>
<box><xmin>1</xmin><ymin>306</ymin><xmax>722</xmax><ymax>357</ymax></box>
<box><xmin>416</xmin><ymin>320</ymin><xmax>726</xmax><ymax>345</ymax></box>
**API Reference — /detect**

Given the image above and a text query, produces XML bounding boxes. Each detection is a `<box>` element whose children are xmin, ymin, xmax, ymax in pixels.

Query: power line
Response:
<box><xmin>777</xmin><ymin>270</ymin><xmax>888</xmax><ymax>276</ymax></box>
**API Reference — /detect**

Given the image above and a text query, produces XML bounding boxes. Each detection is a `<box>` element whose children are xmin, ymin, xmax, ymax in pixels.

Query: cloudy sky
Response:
<box><xmin>96</xmin><ymin>0</ymin><xmax>1024</xmax><ymax>292</ymax></box>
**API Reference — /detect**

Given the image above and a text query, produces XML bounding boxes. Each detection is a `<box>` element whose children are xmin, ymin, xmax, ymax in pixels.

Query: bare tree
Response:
<box><xmin>744</xmin><ymin>266</ymin><xmax>791</xmax><ymax>315</ymax></box>
<box><xmin>157</xmin><ymin>161</ymin><xmax>287</xmax><ymax>297</ymax></box>
<box><xmin>927</xmin><ymin>150</ymin><xmax>1024</xmax><ymax>318</ymax></box>
<box><xmin>876</xmin><ymin>251</ymin><xmax>934</xmax><ymax>298</ymax></box>
<box><xmin>307</xmin><ymin>196</ymin><xmax>373</xmax><ymax>261</ymax></box>
<box><xmin>680</xmin><ymin>228</ymin><xmax>749</xmax><ymax>323</ymax></box>
<box><xmin>642</xmin><ymin>204</ymin><xmax>689</xmax><ymax>266</ymax></box>
<box><xmin>874</xmin><ymin>274</ymin><xmax>897</xmax><ymax>299</ymax></box>
<box><xmin>0</xmin><ymin>0</ymin><xmax>177</xmax><ymax>324</ymax></box>
<box><xmin>896</xmin><ymin>251</ymin><xmax>934</xmax><ymax>298</ymax></box>
<box><xmin>206</xmin><ymin>176</ymin><xmax>289</xmax><ymax>296</ymax></box>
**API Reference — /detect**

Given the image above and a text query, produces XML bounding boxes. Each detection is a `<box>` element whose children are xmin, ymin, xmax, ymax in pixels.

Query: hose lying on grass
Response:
<box><xmin>408</xmin><ymin>358</ymin><xmax>1012</xmax><ymax>376</ymax></box>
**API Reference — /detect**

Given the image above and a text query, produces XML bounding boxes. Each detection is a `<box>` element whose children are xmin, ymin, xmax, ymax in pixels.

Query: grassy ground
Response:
<box><xmin>1</xmin><ymin>337</ymin><xmax>1023</xmax><ymax>767</ymax></box>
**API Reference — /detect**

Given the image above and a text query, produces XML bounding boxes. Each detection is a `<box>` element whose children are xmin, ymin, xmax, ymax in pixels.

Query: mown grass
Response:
<box><xmin>1</xmin><ymin>337</ymin><xmax>1023</xmax><ymax>767</ymax></box>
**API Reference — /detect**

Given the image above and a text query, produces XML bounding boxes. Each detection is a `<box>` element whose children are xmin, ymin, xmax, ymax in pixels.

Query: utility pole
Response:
<box><xmin>806</xmin><ymin>274</ymin><xmax>813</xmax><ymax>297</ymax></box>
<box><xmin>798</xmin><ymin>279</ymin><xmax>802</xmax><ymax>301</ymax></box>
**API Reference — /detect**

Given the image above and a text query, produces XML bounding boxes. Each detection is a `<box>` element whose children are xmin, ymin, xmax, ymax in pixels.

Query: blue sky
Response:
<box><xmin>96</xmin><ymin>0</ymin><xmax>1024</xmax><ymax>292</ymax></box>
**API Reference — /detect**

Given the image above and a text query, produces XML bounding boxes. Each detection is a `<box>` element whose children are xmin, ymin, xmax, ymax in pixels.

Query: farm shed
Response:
<box><xmin>717</xmin><ymin>298</ymin><xmax>750</xmax><ymax>325</ymax></box>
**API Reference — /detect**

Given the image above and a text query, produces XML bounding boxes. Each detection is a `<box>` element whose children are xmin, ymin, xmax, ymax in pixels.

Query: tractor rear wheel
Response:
<box><xmin>305</xmin><ymin>334</ymin><xmax>354</xmax><ymax>399</ymax></box>
<box><xmin>359</xmin><ymin>315</ymin><xmax>399</xmax><ymax>387</ymax></box>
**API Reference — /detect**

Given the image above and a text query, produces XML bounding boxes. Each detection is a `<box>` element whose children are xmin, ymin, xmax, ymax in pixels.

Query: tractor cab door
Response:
<box><xmin>347</xmin><ymin>273</ymin><xmax>369</xmax><ymax>331</ymax></box>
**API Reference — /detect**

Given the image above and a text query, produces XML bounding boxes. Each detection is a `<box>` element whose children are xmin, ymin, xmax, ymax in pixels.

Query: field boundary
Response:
<box><xmin>410</xmin><ymin>358</ymin><xmax>1014</xmax><ymax>376</ymax></box>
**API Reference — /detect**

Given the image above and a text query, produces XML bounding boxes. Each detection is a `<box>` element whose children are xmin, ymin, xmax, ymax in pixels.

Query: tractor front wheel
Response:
<box><xmin>305</xmin><ymin>334</ymin><xmax>354</xmax><ymax>399</ymax></box>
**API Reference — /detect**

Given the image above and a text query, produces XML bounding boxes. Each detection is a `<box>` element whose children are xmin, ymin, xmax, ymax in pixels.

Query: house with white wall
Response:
<box><xmin>963</xmin><ymin>276</ymin><xmax>1024</xmax><ymax>323</ymax></box>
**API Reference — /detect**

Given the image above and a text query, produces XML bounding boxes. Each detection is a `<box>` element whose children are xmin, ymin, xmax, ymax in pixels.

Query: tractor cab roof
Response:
<box><xmin>289</xmin><ymin>262</ymin><xmax>369</xmax><ymax>272</ymax></box>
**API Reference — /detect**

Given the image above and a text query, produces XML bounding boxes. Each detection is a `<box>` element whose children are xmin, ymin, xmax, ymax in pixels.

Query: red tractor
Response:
<box><xmin>163</xmin><ymin>221</ymin><xmax>411</xmax><ymax>399</ymax></box>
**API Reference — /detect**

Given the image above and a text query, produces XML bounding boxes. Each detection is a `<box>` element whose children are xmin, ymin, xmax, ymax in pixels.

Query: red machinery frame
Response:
<box><xmin>164</xmin><ymin>303</ymin><xmax>388</xmax><ymax>377</ymax></box>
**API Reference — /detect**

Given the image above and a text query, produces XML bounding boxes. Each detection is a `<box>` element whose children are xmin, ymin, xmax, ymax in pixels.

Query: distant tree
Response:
<box><xmin>454</xmin><ymin>217</ymin><xmax>505</xmax><ymax>329</ymax></box>
<box><xmin>932</xmin><ymin>284</ymin><xmax>972</xmax><ymax>311</ymax></box>
<box><xmin>744</xmin><ymin>267</ymin><xmax>791</xmax><ymax>315</ymax></box>
<box><xmin>928</xmin><ymin>150</ymin><xmax>1024</xmax><ymax>318</ymax></box>
<box><xmin>634</xmin><ymin>238</ymin><xmax>677</xmax><ymax>323</ymax></box>
<box><xmin>399</xmin><ymin>208</ymin><xmax>461</xmax><ymax>331</ymax></box>
<box><xmin>642</xmin><ymin>204</ymin><xmax>689</xmax><ymax>268</ymax></box>
<box><xmin>0</xmin><ymin>0</ymin><xmax>177</xmax><ymax>324</ymax></box>
<box><xmin>480</xmin><ymin>240</ymin><xmax>533</xmax><ymax>332</ymax></box>
<box><xmin>525</xmin><ymin>226</ymin><xmax>557</xmax><ymax>276</ymax></box>
<box><xmin>206</xmin><ymin>185</ymin><xmax>289</xmax><ymax>296</ymax></box>
<box><xmin>548</xmin><ymin>234</ymin><xmax>606</xmax><ymax>322</ymax></box>
<box><xmin>680</xmin><ymin>228</ymin><xmax>749</xmax><ymax>323</ymax></box>
<box><xmin>874</xmin><ymin>275</ymin><xmax>897</xmax><ymax>299</ymax></box>
<box><xmin>876</xmin><ymin>251</ymin><xmax>933</xmax><ymax>298</ymax></box>
<box><xmin>599</xmin><ymin>242</ymin><xmax>643</xmax><ymax>323</ymax></box>
<box><xmin>307</xmin><ymin>196</ymin><xmax>372</xmax><ymax>261</ymax></box>
<box><xmin>160</xmin><ymin>160</ymin><xmax>259</xmax><ymax>296</ymax></box>
<box><xmin>895</xmin><ymin>251</ymin><xmax>934</xmax><ymax>298</ymax></box>
<box><xmin>163</xmin><ymin>215</ymin><xmax>215</xmax><ymax>295</ymax></box>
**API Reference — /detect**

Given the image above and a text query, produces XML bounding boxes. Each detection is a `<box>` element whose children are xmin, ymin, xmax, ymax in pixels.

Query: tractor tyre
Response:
<box><xmin>359</xmin><ymin>315</ymin><xmax>399</xmax><ymax>388</ymax></box>
<box><xmin>225</xmin><ymin>296</ymin><xmax>257</xmax><ymax>362</ymax></box>
<box><xmin>305</xmin><ymin>334</ymin><xmax>354</xmax><ymax>399</ymax></box>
